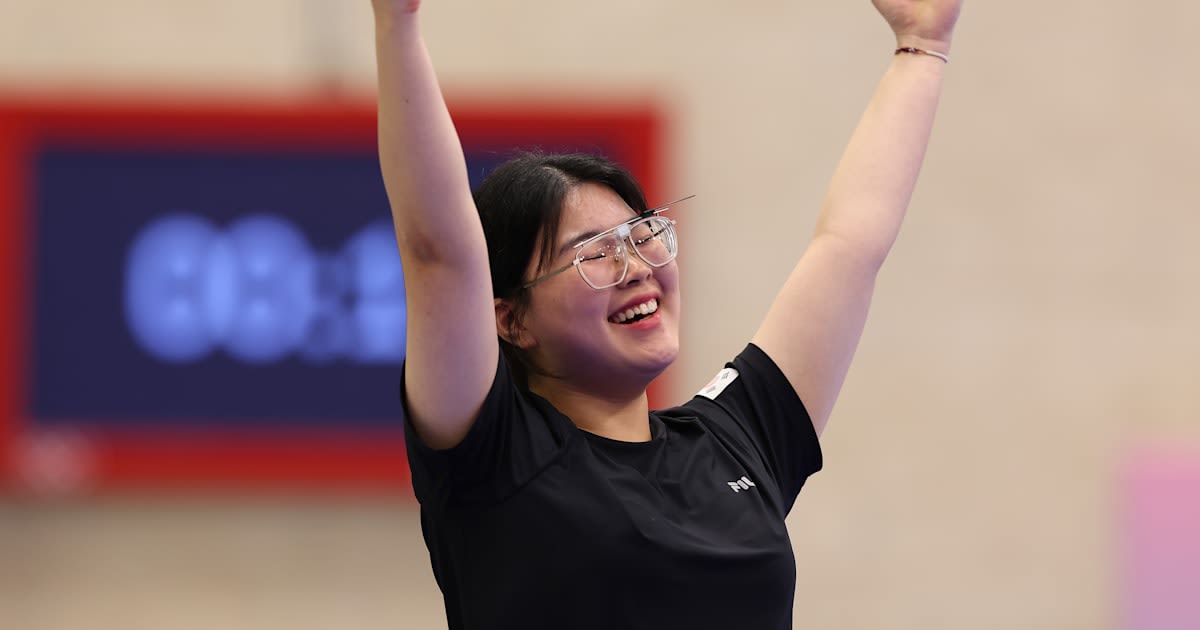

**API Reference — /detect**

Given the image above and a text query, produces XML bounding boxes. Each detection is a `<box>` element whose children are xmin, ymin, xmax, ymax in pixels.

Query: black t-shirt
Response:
<box><xmin>403</xmin><ymin>343</ymin><xmax>822</xmax><ymax>630</ymax></box>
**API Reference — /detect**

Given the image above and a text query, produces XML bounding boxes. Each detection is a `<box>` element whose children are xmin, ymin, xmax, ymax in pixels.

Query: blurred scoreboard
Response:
<box><xmin>0</xmin><ymin>97</ymin><xmax>661</xmax><ymax>493</ymax></box>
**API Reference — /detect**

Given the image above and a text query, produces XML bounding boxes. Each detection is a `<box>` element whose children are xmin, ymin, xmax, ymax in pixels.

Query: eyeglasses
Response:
<box><xmin>521</xmin><ymin>195</ymin><xmax>693</xmax><ymax>291</ymax></box>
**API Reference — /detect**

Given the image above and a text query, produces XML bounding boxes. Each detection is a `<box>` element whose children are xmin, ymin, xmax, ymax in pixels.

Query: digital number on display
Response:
<box><xmin>125</xmin><ymin>214</ymin><xmax>404</xmax><ymax>365</ymax></box>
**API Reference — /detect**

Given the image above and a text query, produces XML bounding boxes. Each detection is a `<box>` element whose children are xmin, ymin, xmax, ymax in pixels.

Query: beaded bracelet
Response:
<box><xmin>895</xmin><ymin>46</ymin><xmax>949</xmax><ymax>63</ymax></box>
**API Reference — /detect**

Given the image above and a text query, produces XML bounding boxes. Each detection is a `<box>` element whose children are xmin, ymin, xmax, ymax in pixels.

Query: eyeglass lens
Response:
<box><xmin>576</xmin><ymin>217</ymin><xmax>676</xmax><ymax>288</ymax></box>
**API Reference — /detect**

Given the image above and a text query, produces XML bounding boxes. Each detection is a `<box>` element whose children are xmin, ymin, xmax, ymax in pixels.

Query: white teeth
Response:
<box><xmin>610</xmin><ymin>298</ymin><xmax>658</xmax><ymax>323</ymax></box>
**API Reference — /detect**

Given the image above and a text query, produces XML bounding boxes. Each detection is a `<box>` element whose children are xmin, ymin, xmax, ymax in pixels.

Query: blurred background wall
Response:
<box><xmin>2</xmin><ymin>1</ymin><xmax>1199</xmax><ymax>628</ymax></box>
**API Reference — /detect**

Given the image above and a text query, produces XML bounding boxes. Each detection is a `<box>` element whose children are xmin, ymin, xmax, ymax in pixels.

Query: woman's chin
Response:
<box><xmin>638</xmin><ymin>341</ymin><xmax>679</xmax><ymax>376</ymax></box>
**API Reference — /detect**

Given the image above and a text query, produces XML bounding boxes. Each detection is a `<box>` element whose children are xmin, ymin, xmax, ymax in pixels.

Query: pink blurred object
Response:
<box><xmin>1123</xmin><ymin>445</ymin><xmax>1200</xmax><ymax>630</ymax></box>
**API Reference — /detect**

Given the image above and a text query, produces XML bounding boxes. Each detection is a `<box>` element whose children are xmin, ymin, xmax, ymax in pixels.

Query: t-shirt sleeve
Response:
<box><xmin>690</xmin><ymin>342</ymin><xmax>822</xmax><ymax>511</ymax></box>
<box><xmin>401</xmin><ymin>354</ymin><xmax>566</xmax><ymax>508</ymax></box>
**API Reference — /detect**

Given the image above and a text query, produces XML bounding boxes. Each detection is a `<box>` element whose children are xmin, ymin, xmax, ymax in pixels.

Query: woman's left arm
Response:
<box><xmin>751</xmin><ymin>0</ymin><xmax>963</xmax><ymax>436</ymax></box>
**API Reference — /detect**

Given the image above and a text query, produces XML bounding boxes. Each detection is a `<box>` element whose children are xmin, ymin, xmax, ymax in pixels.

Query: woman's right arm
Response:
<box><xmin>373</xmin><ymin>0</ymin><xmax>497</xmax><ymax>450</ymax></box>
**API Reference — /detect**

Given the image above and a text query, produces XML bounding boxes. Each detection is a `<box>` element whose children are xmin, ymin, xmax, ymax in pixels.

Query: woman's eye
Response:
<box><xmin>636</xmin><ymin>230</ymin><xmax>661</xmax><ymax>245</ymax></box>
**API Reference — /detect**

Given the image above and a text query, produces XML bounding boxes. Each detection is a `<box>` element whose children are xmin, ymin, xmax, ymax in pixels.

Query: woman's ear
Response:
<box><xmin>495</xmin><ymin>298</ymin><xmax>536</xmax><ymax>350</ymax></box>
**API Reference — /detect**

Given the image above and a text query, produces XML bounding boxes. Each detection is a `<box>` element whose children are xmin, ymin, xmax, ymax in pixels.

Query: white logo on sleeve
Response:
<box><xmin>697</xmin><ymin>367</ymin><xmax>739</xmax><ymax>400</ymax></box>
<box><xmin>726</xmin><ymin>476</ymin><xmax>756</xmax><ymax>493</ymax></box>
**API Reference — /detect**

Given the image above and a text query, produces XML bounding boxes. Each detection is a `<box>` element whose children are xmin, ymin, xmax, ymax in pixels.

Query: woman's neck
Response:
<box><xmin>528</xmin><ymin>377</ymin><xmax>651</xmax><ymax>442</ymax></box>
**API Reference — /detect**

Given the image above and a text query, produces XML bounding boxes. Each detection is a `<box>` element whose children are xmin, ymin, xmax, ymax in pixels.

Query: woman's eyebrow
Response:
<box><xmin>557</xmin><ymin>212</ymin><xmax>642</xmax><ymax>255</ymax></box>
<box><xmin>559</xmin><ymin>230</ymin><xmax>602</xmax><ymax>255</ymax></box>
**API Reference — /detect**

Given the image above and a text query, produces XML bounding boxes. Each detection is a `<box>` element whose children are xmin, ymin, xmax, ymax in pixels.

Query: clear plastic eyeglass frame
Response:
<box><xmin>520</xmin><ymin>195</ymin><xmax>694</xmax><ymax>291</ymax></box>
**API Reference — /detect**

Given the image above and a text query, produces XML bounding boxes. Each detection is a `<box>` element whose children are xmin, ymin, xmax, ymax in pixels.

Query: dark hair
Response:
<box><xmin>474</xmin><ymin>152</ymin><xmax>648</xmax><ymax>388</ymax></box>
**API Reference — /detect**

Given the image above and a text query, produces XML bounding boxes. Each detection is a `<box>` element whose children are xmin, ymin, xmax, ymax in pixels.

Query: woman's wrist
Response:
<box><xmin>895</xmin><ymin>47</ymin><xmax>949</xmax><ymax>63</ymax></box>
<box><xmin>893</xmin><ymin>34</ymin><xmax>952</xmax><ymax>58</ymax></box>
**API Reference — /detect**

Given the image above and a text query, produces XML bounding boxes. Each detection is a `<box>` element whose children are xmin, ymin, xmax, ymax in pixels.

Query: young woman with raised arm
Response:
<box><xmin>372</xmin><ymin>1</ymin><xmax>962</xmax><ymax>627</ymax></box>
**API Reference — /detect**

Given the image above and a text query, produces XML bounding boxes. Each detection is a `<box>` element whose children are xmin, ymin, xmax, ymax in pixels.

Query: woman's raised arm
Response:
<box><xmin>751</xmin><ymin>0</ymin><xmax>963</xmax><ymax>436</ymax></box>
<box><xmin>373</xmin><ymin>1</ymin><xmax>498</xmax><ymax>449</ymax></box>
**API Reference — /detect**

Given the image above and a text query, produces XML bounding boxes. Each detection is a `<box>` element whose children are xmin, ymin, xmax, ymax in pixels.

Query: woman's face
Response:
<box><xmin>515</xmin><ymin>182</ymin><xmax>680</xmax><ymax>393</ymax></box>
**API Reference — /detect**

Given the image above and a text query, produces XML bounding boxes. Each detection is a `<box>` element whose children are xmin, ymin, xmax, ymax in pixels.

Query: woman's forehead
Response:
<box><xmin>558</xmin><ymin>184</ymin><xmax>636</xmax><ymax>236</ymax></box>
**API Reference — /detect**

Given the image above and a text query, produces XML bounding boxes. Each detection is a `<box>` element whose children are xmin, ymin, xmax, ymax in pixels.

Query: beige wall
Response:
<box><xmin>3</xmin><ymin>1</ymin><xmax>1200</xmax><ymax>628</ymax></box>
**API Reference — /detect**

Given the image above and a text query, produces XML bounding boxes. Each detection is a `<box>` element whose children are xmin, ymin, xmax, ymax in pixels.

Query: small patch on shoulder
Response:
<box><xmin>697</xmin><ymin>367</ymin><xmax>739</xmax><ymax>400</ymax></box>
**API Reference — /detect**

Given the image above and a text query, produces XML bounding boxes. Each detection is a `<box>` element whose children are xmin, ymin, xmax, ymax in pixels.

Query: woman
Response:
<box><xmin>372</xmin><ymin>0</ymin><xmax>962</xmax><ymax>628</ymax></box>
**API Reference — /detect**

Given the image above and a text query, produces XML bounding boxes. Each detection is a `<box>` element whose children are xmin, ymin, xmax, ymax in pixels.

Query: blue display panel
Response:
<box><xmin>30</xmin><ymin>148</ymin><xmax>568</xmax><ymax>427</ymax></box>
<box><xmin>32</xmin><ymin>148</ymin><xmax>408</xmax><ymax>426</ymax></box>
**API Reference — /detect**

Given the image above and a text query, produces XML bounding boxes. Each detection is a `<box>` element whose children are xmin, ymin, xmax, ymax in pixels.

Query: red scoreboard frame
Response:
<box><xmin>0</xmin><ymin>95</ymin><xmax>663</xmax><ymax>495</ymax></box>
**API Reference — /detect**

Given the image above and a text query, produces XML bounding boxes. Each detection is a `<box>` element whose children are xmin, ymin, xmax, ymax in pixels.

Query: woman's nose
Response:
<box><xmin>618</xmin><ymin>249</ymin><xmax>653</xmax><ymax>286</ymax></box>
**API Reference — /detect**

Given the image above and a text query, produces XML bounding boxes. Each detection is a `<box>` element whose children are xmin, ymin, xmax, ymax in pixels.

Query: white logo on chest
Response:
<box><xmin>726</xmin><ymin>475</ymin><xmax>756</xmax><ymax>493</ymax></box>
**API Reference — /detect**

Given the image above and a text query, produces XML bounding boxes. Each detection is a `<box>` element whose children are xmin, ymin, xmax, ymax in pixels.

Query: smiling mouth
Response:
<box><xmin>609</xmin><ymin>298</ymin><xmax>659</xmax><ymax>324</ymax></box>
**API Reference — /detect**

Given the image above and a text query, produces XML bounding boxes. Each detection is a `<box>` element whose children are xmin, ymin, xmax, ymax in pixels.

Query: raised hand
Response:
<box><xmin>870</xmin><ymin>0</ymin><xmax>963</xmax><ymax>52</ymax></box>
<box><xmin>372</xmin><ymin>0</ymin><xmax>421</xmax><ymax>16</ymax></box>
